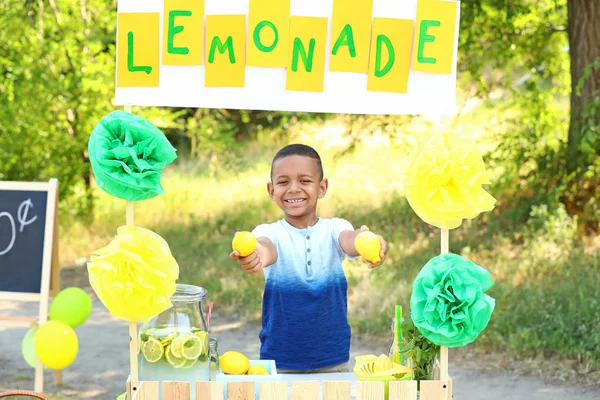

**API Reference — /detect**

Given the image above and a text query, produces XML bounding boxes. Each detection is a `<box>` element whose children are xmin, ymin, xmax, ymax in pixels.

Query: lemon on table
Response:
<box><xmin>354</xmin><ymin>231</ymin><xmax>382</xmax><ymax>264</ymax></box>
<box><xmin>142</xmin><ymin>338</ymin><xmax>164</xmax><ymax>363</ymax></box>
<box><xmin>232</xmin><ymin>231</ymin><xmax>257</xmax><ymax>257</ymax></box>
<box><xmin>165</xmin><ymin>345</ymin><xmax>187</xmax><ymax>368</ymax></box>
<box><xmin>219</xmin><ymin>351</ymin><xmax>250</xmax><ymax>374</ymax></box>
<box><xmin>247</xmin><ymin>364</ymin><xmax>269</xmax><ymax>375</ymax></box>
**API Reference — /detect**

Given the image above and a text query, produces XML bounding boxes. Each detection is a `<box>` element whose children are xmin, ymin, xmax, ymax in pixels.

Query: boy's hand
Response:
<box><xmin>358</xmin><ymin>225</ymin><xmax>388</xmax><ymax>269</ymax></box>
<box><xmin>229</xmin><ymin>248</ymin><xmax>264</xmax><ymax>274</ymax></box>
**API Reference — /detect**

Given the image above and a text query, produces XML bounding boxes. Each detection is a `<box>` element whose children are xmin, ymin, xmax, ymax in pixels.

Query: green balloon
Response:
<box><xmin>49</xmin><ymin>287</ymin><xmax>92</xmax><ymax>328</ymax></box>
<box><xmin>22</xmin><ymin>325</ymin><xmax>38</xmax><ymax>368</ymax></box>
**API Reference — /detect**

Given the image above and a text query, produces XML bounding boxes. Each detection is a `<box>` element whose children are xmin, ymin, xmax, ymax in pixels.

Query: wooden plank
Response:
<box><xmin>446</xmin><ymin>378</ymin><xmax>452</xmax><ymax>400</ymax></box>
<box><xmin>389</xmin><ymin>381</ymin><xmax>417</xmax><ymax>400</ymax></box>
<box><xmin>291</xmin><ymin>381</ymin><xmax>320</xmax><ymax>400</ymax></box>
<box><xmin>0</xmin><ymin>181</ymin><xmax>55</xmax><ymax>191</ymax></box>
<box><xmin>227</xmin><ymin>381</ymin><xmax>255</xmax><ymax>400</ymax></box>
<box><xmin>163</xmin><ymin>381</ymin><xmax>190</xmax><ymax>400</ymax></box>
<box><xmin>0</xmin><ymin>291</ymin><xmax>41</xmax><ymax>301</ymax></box>
<box><xmin>127</xmin><ymin>380</ymin><xmax>159</xmax><ymax>400</ymax></box>
<box><xmin>260</xmin><ymin>381</ymin><xmax>287</xmax><ymax>400</ymax></box>
<box><xmin>323</xmin><ymin>381</ymin><xmax>351</xmax><ymax>400</ymax></box>
<box><xmin>356</xmin><ymin>381</ymin><xmax>385</xmax><ymax>400</ymax></box>
<box><xmin>420</xmin><ymin>380</ymin><xmax>450</xmax><ymax>400</ymax></box>
<box><xmin>0</xmin><ymin>315</ymin><xmax>36</xmax><ymax>327</ymax></box>
<box><xmin>196</xmin><ymin>381</ymin><xmax>224</xmax><ymax>400</ymax></box>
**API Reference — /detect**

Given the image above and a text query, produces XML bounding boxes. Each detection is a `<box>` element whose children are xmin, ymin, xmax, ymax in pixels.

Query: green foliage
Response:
<box><xmin>0</xmin><ymin>0</ymin><xmax>117</xmax><ymax>216</ymax></box>
<box><xmin>400</xmin><ymin>318</ymin><xmax>441</xmax><ymax>383</ymax></box>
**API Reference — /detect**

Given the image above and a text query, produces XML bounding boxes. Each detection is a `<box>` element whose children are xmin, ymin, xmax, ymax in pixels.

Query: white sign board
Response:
<box><xmin>114</xmin><ymin>0</ymin><xmax>461</xmax><ymax>115</ymax></box>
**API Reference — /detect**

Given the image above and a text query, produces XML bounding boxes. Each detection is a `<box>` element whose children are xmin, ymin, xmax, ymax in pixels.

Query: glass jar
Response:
<box><xmin>388</xmin><ymin>317</ymin><xmax>404</xmax><ymax>364</ymax></box>
<box><xmin>208</xmin><ymin>337</ymin><xmax>219</xmax><ymax>381</ymax></box>
<box><xmin>138</xmin><ymin>284</ymin><xmax>210</xmax><ymax>399</ymax></box>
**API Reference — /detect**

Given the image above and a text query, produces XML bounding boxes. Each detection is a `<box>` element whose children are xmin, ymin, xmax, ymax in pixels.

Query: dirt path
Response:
<box><xmin>1</xmin><ymin>269</ymin><xmax>598</xmax><ymax>400</ymax></box>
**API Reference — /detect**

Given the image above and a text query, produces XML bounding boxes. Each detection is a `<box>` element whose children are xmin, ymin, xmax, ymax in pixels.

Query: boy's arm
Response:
<box><xmin>256</xmin><ymin>237</ymin><xmax>278</xmax><ymax>267</ymax></box>
<box><xmin>229</xmin><ymin>236</ymin><xmax>278</xmax><ymax>274</ymax></box>
<box><xmin>338</xmin><ymin>228</ymin><xmax>364</xmax><ymax>257</ymax></box>
<box><xmin>339</xmin><ymin>225</ymin><xmax>388</xmax><ymax>268</ymax></box>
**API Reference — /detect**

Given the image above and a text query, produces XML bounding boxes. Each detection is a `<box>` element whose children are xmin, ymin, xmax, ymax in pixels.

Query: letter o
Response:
<box><xmin>253</xmin><ymin>20</ymin><xmax>278</xmax><ymax>53</ymax></box>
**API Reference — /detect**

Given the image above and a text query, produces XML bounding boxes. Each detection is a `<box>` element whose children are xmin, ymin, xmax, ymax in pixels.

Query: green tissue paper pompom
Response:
<box><xmin>88</xmin><ymin>110</ymin><xmax>177</xmax><ymax>202</ymax></box>
<box><xmin>410</xmin><ymin>253</ymin><xmax>495</xmax><ymax>348</ymax></box>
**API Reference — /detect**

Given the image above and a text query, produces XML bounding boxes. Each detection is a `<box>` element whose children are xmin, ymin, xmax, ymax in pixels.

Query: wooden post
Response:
<box><xmin>439</xmin><ymin>229</ymin><xmax>449</xmax><ymax>382</ymax></box>
<box><xmin>126</xmin><ymin>201</ymin><xmax>139</xmax><ymax>385</ymax></box>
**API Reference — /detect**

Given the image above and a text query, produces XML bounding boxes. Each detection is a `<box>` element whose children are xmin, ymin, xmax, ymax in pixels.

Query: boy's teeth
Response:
<box><xmin>287</xmin><ymin>199</ymin><xmax>304</xmax><ymax>203</ymax></box>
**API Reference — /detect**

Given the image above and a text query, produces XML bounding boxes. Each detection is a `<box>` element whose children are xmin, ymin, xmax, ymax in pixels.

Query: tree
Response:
<box><xmin>0</xmin><ymin>0</ymin><xmax>116</xmax><ymax>216</ymax></box>
<box><xmin>566</xmin><ymin>0</ymin><xmax>600</xmax><ymax>173</ymax></box>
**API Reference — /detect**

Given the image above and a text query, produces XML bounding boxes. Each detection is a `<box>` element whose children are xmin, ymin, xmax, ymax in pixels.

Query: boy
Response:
<box><xmin>229</xmin><ymin>144</ymin><xmax>388</xmax><ymax>373</ymax></box>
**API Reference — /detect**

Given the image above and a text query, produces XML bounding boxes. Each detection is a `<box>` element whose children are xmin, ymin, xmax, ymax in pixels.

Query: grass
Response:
<box><xmin>58</xmin><ymin>102</ymin><xmax>600</xmax><ymax>370</ymax></box>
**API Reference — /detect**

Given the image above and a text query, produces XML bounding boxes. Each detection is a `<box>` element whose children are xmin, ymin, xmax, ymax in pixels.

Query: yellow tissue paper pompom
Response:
<box><xmin>87</xmin><ymin>225</ymin><xmax>179</xmax><ymax>322</ymax></box>
<box><xmin>405</xmin><ymin>133</ymin><xmax>496</xmax><ymax>230</ymax></box>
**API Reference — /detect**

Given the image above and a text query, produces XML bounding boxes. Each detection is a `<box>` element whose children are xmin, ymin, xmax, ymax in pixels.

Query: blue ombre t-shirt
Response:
<box><xmin>252</xmin><ymin>217</ymin><xmax>356</xmax><ymax>371</ymax></box>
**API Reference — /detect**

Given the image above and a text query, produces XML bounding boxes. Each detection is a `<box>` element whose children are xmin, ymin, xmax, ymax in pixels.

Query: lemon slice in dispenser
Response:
<box><xmin>181</xmin><ymin>335</ymin><xmax>203</xmax><ymax>360</ymax></box>
<box><xmin>165</xmin><ymin>345</ymin><xmax>187</xmax><ymax>368</ymax></box>
<box><xmin>142</xmin><ymin>338</ymin><xmax>164</xmax><ymax>363</ymax></box>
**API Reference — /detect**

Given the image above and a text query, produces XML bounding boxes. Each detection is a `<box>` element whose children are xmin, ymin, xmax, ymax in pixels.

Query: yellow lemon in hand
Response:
<box><xmin>247</xmin><ymin>364</ymin><xmax>269</xmax><ymax>375</ymax></box>
<box><xmin>232</xmin><ymin>231</ymin><xmax>257</xmax><ymax>257</ymax></box>
<box><xmin>355</xmin><ymin>231</ymin><xmax>382</xmax><ymax>264</ymax></box>
<box><xmin>219</xmin><ymin>351</ymin><xmax>250</xmax><ymax>375</ymax></box>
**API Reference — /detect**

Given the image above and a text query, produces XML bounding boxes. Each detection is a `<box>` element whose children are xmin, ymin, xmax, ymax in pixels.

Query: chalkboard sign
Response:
<box><xmin>0</xmin><ymin>180</ymin><xmax>58</xmax><ymax>297</ymax></box>
<box><xmin>0</xmin><ymin>189</ymin><xmax>49</xmax><ymax>292</ymax></box>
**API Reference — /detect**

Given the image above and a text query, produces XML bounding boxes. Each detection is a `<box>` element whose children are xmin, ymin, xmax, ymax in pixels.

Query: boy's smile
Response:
<box><xmin>268</xmin><ymin>155</ymin><xmax>328</xmax><ymax>228</ymax></box>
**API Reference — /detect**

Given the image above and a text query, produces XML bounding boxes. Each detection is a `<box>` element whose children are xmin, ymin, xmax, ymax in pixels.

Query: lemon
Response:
<box><xmin>170</xmin><ymin>335</ymin><xmax>185</xmax><ymax>358</ymax></box>
<box><xmin>219</xmin><ymin>351</ymin><xmax>250</xmax><ymax>375</ymax></box>
<box><xmin>165</xmin><ymin>345</ymin><xmax>187</xmax><ymax>368</ymax></box>
<box><xmin>181</xmin><ymin>357</ymin><xmax>198</xmax><ymax>369</ymax></box>
<box><xmin>232</xmin><ymin>231</ymin><xmax>257</xmax><ymax>257</ymax></box>
<box><xmin>181</xmin><ymin>335</ymin><xmax>203</xmax><ymax>360</ymax></box>
<box><xmin>195</xmin><ymin>330</ymin><xmax>209</xmax><ymax>357</ymax></box>
<box><xmin>354</xmin><ymin>231</ymin><xmax>382</xmax><ymax>264</ymax></box>
<box><xmin>141</xmin><ymin>338</ymin><xmax>164</xmax><ymax>363</ymax></box>
<box><xmin>247</xmin><ymin>364</ymin><xmax>269</xmax><ymax>375</ymax></box>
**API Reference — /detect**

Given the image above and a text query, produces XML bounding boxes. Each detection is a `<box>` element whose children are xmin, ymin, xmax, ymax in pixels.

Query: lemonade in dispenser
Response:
<box><xmin>138</xmin><ymin>284</ymin><xmax>210</xmax><ymax>399</ymax></box>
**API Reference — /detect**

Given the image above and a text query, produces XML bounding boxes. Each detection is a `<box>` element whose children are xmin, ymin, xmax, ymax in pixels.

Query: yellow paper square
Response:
<box><xmin>367</xmin><ymin>18</ymin><xmax>414</xmax><ymax>94</ymax></box>
<box><xmin>162</xmin><ymin>0</ymin><xmax>204</xmax><ymax>66</ymax></box>
<box><xmin>117</xmin><ymin>13</ymin><xmax>160</xmax><ymax>87</ymax></box>
<box><xmin>248</xmin><ymin>0</ymin><xmax>290</xmax><ymax>67</ymax></box>
<box><xmin>330</xmin><ymin>0</ymin><xmax>373</xmax><ymax>73</ymax></box>
<box><xmin>286</xmin><ymin>17</ymin><xmax>328</xmax><ymax>92</ymax></box>
<box><xmin>412</xmin><ymin>0</ymin><xmax>458</xmax><ymax>74</ymax></box>
<box><xmin>205</xmin><ymin>15</ymin><xmax>246</xmax><ymax>87</ymax></box>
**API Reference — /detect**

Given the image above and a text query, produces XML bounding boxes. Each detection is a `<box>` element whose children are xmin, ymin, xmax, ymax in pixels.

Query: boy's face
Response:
<box><xmin>268</xmin><ymin>155</ymin><xmax>328</xmax><ymax>220</ymax></box>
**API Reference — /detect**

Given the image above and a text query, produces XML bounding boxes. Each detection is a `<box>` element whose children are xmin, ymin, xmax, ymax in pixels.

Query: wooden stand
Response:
<box><xmin>123</xmin><ymin>378</ymin><xmax>452</xmax><ymax>400</ymax></box>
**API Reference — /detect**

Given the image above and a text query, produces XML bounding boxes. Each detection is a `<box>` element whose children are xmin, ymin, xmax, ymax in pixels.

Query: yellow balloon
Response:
<box><xmin>34</xmin><ymin>321</ymin><xmax>78</xmax><ymax>370</ymax></box>
<box><xmin>232</xmin><ymin>231</ymin><xmax>257</xmax><ymax>257</ymax></box>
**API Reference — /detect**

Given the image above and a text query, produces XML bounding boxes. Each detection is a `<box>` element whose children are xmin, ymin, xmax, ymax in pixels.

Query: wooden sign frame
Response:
<box><xmin>0</xmin><ymin>178</ymin><xmax>60</xmax><ymax>393</ymax></box>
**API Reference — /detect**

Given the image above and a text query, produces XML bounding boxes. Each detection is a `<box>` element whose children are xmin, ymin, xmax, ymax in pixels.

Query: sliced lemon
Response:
<box><xmin>142</xmin><ymin>338</ymin><xmax>164</xmax><ymax>363</ymax></box>
<box><xmin>160</xmin><ymin>333</ymin><xmax>177</xmax><ymax>347</ymax></box>
<box><xmin>181</xmin><ymin>357</ymin><xmax>198</xmax><ymax>369</ymax></box>
<box><xmin>194</xmin><ymin>330</ymin><xmax>209</xmax><ymax>354</ymax></box>
<box><xmin>164</xmin><ymin>344</ymin><xmax>187</xmax><ymax>368</ymax></box>
<box><xmin>170</xmin><ymin>335</ymin><xmax>186</xmax><ymax>359</ymax></box>
<box><xmin>182</xmin><ymin>335</ymin><xmax>203</xmax><ymax>360</ymax></box>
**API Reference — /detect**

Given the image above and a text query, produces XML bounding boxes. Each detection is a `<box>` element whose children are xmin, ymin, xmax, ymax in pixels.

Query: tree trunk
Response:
<box><xmin>567</xmin><ymin>0</ymin><xmax>600</xmax><ymax>174</ymax></box>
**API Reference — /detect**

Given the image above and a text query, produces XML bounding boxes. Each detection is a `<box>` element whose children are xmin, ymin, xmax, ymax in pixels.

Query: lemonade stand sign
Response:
<box><xmin>114</xmin><ymin>0</ymin><xmax>460</xmax><ymax>115</ymax></box>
